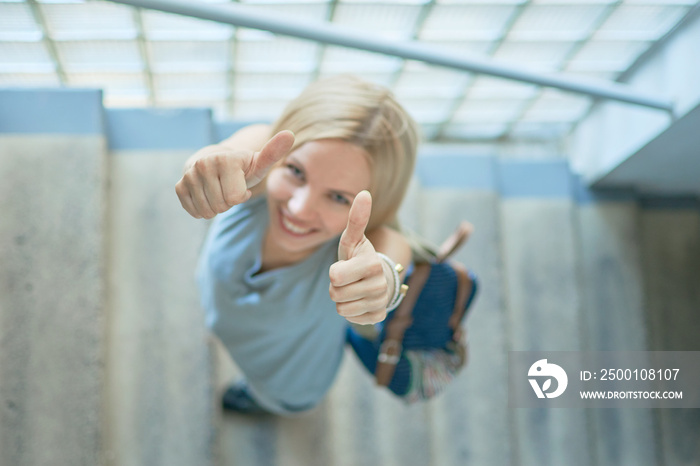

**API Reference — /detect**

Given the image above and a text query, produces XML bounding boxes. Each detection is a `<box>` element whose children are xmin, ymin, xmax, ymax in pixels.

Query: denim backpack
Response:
<box><xmin>346</xmin><ymin>222</ymin><xmax>478</xmax><ymax>403</ymax></box>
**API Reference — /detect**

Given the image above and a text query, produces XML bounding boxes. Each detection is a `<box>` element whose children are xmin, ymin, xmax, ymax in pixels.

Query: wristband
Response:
<box><xmin>376</xmin><ymin>253</ymin><xmax>409</xmax><ymax>311</ymax></box>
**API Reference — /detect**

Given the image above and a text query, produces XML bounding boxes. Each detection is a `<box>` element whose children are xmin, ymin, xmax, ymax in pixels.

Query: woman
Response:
<box><xmin>176</xmin><ymin>75</ymin><xmax>419</xmax><ymax>415</ymax></box>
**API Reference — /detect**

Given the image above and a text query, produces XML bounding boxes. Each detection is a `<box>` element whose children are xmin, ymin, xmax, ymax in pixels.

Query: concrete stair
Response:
<box><xmin>104</xmin><ymin>108</ymin><xmax>215</xmax><ymax>466</ymax></box>
<box><xmin>1</xmin><ymin>88</ymin><xmax>699</xmax><ymax>466</ymax></box>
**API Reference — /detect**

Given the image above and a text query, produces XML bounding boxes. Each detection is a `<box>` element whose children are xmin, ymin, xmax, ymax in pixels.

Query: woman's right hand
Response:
<box><xmin>175</xmin><ymin>130</ymin><xmax>295</xmax><ymax>219</ymax></box>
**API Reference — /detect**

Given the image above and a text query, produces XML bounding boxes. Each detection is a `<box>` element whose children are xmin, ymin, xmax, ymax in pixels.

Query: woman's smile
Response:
<box><xmin>278</xmin><ymin>207</ymin><xmax>317</xmax><ymax>236</ymax></box>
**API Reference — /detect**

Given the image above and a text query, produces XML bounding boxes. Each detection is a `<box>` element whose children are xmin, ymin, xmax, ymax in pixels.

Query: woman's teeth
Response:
<box><xmin>282</xmin><ymin>214</ymin><xmax>312</xmax><ymax>235</ymax></box>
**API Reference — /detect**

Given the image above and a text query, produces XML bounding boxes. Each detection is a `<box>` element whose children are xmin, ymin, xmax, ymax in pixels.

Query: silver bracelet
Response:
<box><xmin>376</xmin><ymin>253</ymin><xmax>408</xmax><ymax>311</ymax></box>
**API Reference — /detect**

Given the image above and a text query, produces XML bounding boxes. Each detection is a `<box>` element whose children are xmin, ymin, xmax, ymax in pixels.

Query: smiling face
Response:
<box><xmin>265</xmin><ymin>138</ymin><xmax>372</xmax><ymax>263</ymax></box>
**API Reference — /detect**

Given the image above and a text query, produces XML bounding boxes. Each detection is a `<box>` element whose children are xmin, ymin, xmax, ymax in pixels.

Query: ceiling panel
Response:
<box><xmin>237</xmin><ymin>0</ymin><xmax>328</xmax><ymax>3</ymax></box>
<box><xmin>66</xmin><ymin>71</ymin><xmax>147</xmax><ymax>98</ymax></box>
<box><xmin>393</xmin><ymin>64</ymin><xmax>472</xmax><ymax>99</ymax></box>
<box><xmin>342</xmin><ymin>0</ymin><xmax>428</xmax><ymax>4</ymax></box>
<box><xmin>321</xmin><ymin>46</ymin><xmax>403</xmax><ymax>73</ymax></box>
<box><xmin>492</xmin><ymin>40</ymin><xmax>577</xmax><ymax>71</ymax></box>
<box><xmin>142</xmin><ymin>9</ymin><xmax>234</xmax><ymax>40</ymax></box>
<box><xmin>41</xmin><ymin>2</ymin><xmax>137</xmax><ymax>40</ymax></box>
<box><xmin>0</xmin><ymin>41</ymin><xmax>53</xmax><ymax>72</ymax></box>
<box><xmin>452</xmin><ymin>98</ymin><xmax>529</xmax><ymax>122</ymax></box>
<box><xmin>622</xmin><ymin>0</ymin><xmax>697</xmax><ymax>4</ymax></box>
<box><xmin>231</xmin><ymin>98</ymin><xmax>289</xmax><ymax>121</ymax></box>
<box><xmin>154</xmin><ymin>72</ymin><xmax>228</xmax><ymax>95</ymax></box>
<box><xmin>437</xmin><ymin>0</ymin><xmax>524</xmax><ymax>4</ymax></box>
<box><xmin>520</xmin><ymin>89</ymin><xmax>592</xmax><ymax>122</ymax></box>
<box><xmin>236</xmin><ymin>35</ymin><xmax>319</xmax><ymax>72</ymax></box>
<box><xmin>0</xmin><ymin>3</ymin><xmax>42</xmax><ymax>40</ymax></box>
<box><xmin>56</xmin><ymin>40</ymin><xmax>142</xmax><ymax>72</ymax></box>
<box><xmin>317</xmin><ymin>70</ymin><xmax>396</xmax><ymax>88</ymax></box>
<box><xmin>0</xmin><ymin>0</ymin><xmax>693</xmax><ymax>143</ymax></box>
<box><xmin>418</xmin><ymin>39</ymin><xmax>496</xmax><ymax>57</ymax></box>
<box><xmin>529</xmin><ymin>0</ymin><xmax>615</xmax><ymax>4</ymax></box>
<box><xmin>507</xmin><ymin>4</ymin><xmax>610</xmax><ymax>41</ymax></box>
<box><xmin>467</xmin><ymin>76</ymin><xmax>539</xmax><ymax>99</ymax></box>
<box><xmin>400</xmin><ymin>97</ymin><xmax>455</xmax><ymax>124</ymax></box>
<box><xmin>594</xmin><ymin>5</ymin><xmax>690</xmax><ymax>40</ymax></box>
<box><xmin>509</xmin><ymin>120</ymin><xmax>572</xmax><ymax>139</ymax></box>
<box><xmin>234</xmin><ymin>72</ymin><xmax>312</xmax><ymax>100</ymax></box>
<box><xmin>442</xmin><ymin>122</ymin><xmax>510</xmax><ymax>140</ymax></box>
<box><xmin>36</xmin><ymin>0</ymin><xmax>110</xmax><ymax>3</ymax></box>
<box><xmin>419</xmin><ymin>4</ymin><xmax>518</xmax><ymax>41</ymax></box>
<box><xmin>567</xmin><ymin>39</ymin><xmax>651</xmax><ymax>71</ymax></box>
<box><xmin>0</xmin><ymin>72</ymin><xmax>60</xmax><ymax>86</ymax></box>
<box><xmin>234</xmin><ymin>2</ymin><xmax>330</xmax><ymax>23</ymax></box>
<box><xmin>333</xmin><ymin>3</ymin><xmax>423</xmax><ymax>40</ymax></box>
<box><xmin>148</xmin><ymin>41</ymin><xmax>230</xmax><ymax>72</ymax></box>
<box><xmin>560</xmin><ymin>69</ymin><xmax>619</xmax><ymax>81</ymax></box>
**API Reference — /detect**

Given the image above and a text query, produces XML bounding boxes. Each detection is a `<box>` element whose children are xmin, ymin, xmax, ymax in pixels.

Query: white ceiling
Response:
<box><xmin>0</xmin><ymin>0</ymin><xmax>697</xmax><ymax>142</ymax></box>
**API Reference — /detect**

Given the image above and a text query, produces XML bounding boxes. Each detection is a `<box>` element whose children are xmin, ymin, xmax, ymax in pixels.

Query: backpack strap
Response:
<box><xmin>436</xmin><ymin>221</ymin><xmax>473</xmax><ymax>263</ymax></box>
<box><xmin>375</xmin><ymin>262</ymin><xmax>429</xmax><ymax>387</ymax></box>
<box><xmin>375</xmin><ymin>222</ymin><xmax>473</xmax><ymax>387</ymax></box>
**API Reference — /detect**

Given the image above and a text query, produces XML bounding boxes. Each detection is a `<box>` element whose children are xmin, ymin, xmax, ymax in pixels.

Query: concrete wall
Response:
<box><xmin>0</xmin><ymin>89</ymin><xmax>108</xmax><ymax>466</ymax></box>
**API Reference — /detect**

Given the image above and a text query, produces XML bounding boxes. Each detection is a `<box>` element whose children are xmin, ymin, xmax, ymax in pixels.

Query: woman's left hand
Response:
<box><xmin>328</xmin><ymin>191</ymin><xmax>391</xmax><ymax>325</ymax></box>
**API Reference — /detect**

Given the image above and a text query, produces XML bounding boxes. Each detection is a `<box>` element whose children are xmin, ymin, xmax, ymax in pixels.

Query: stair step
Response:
<box><xmin>498</xmin><ymin>160</ymin><xmax>591</xmax><ymax>466</ymax></box>
<box><xmin>575</xmin><ymin>184</ymin><xmax>658</xmax><ymax>466</ymax></box>
<box><xmin>419</xmin><ymin>171</ymin><xmax>512</xmax><ymax>466</ymax></box>
<box><xmin>104</xmin><ymin>108</ymin><xmax>215</xmax><ymax>466</ymax></box>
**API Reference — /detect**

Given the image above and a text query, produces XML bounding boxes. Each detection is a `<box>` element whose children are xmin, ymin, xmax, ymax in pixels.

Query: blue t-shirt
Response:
<box><xmin>196</xmin><ymin>196</ymin><xmax>347</xmax><ymax>413</ymax></box>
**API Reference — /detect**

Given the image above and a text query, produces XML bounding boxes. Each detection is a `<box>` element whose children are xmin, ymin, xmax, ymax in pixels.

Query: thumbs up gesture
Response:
<box><xmin>176</xmin><ymin>129</ymin><xmax>295</xmax><ymax>219</ymax></box>
<box><xmin>329</xmin><ymin>191</ymin><xmax>391</xmax><ymax>325</ymax></box>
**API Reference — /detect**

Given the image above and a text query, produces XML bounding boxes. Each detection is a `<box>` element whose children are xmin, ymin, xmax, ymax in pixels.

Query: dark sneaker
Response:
<box><xmin>221</xmin><ymin>380</ymin><xmax>270</xmax><ymax>415</ymax></box>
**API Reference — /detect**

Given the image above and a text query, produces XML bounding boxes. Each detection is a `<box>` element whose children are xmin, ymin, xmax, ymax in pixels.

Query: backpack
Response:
<box><xmin>346</xmin><ymin>222</ymin><xmax>478</xmax><ymax>403</ymax></box>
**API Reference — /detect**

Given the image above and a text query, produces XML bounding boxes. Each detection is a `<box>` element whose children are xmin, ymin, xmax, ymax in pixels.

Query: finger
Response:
<box><xmin>175</xmin><ymin>180</ymin><xmax>201</xmax><ymax>218</ymax></box>
<box><xmin>338</xmin><ymin>190</ymin><xmax>372</xmax><ymax>260</ymax></box>
<box><xmin>219</xmin><ymin>160</ymin><xmax>252</xmax><ymax>207</ymax></box>
<box><xmin>336</xmin><ymin>296</ymin><xmax>387</xmax><ymax>318</ymax></box>
<box><xmin>178</xmin><ymin>190</ymin><xmax>201</xmax><ymax>219</ymax></box>
<box><xmin>190</xmin><ymin>182</ymin><xmax>216</xmax><ymax>219</ymax></box>
<box><xmin>346</xmin><ymin>309</ymin><xmax>387</xmax><ymax>326</ymax></box>
<box><xmin>329</xmin><ymin>256</ymin><xmax>383</xmax><ymax>287</ymax></box>
<box><xmin>247</xmin><ymin>130</ymin><xmax>295</xmax><ymax>183</ymax></box>
<box><xmin>329</xmin><ymin>276</ymin><xmax>387</xmax><ymax>304</ymax></box>
<box><xmin>201</xmin><ymin>182</ymin><xmax>225</xmax><ymax>217</ymax></box>
<box><xmin>180</xmin><ymin>175</ymin><xmax>213</xmax><ymax>218</ymax></box>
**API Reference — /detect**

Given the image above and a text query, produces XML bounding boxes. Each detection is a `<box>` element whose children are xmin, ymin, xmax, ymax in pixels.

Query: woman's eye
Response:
<box><xmin>286</xmin><ymin>164</ymin><xmax>303</xmax><ymax>179</ymax></box>
<box><xmin>331</xmin><ymin>193</ymin><xmax>350</xmax><ymax>205</ymax></box>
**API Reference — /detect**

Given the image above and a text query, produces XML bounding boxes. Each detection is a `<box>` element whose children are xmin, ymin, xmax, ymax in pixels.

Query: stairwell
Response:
<box><xmin>1</xmin><ymin>88</ymin><xmax>698</xmax><ymax>466</ymax></box>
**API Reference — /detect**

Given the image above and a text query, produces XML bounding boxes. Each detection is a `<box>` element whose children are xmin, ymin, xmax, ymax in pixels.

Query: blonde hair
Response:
<box><xmin>270</xmin><ymin>74</ymin><xmax>420</xmax><ymax>232</ymax></box>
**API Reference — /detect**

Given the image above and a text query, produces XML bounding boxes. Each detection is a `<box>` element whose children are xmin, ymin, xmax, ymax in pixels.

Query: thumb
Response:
<box><xmin>338</xmin><ymin>190</ymin><xmax>372</xmax><ymax>261</ymax></box>
<box><xmin>246</xmin><ymin>130</ymin><xmax>295</xmax><ymax>185</ymax></box>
